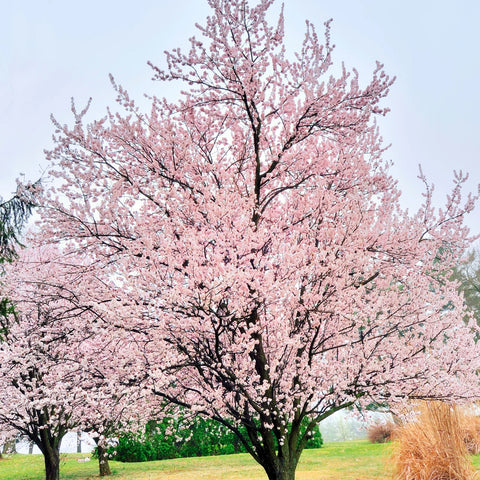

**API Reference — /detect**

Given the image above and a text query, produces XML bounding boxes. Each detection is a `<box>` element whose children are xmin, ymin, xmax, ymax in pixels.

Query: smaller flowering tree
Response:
<box><xmin>0</xmin><ymin>251</ymin><xmax>82</xmax><ymax>480</ymax></box>
<box><xmin>72</xmin><ymin>333</ymin><xmax>158</xmax><ymax>477</ymax></box>
<box><xmin>0</xmin><ymin>245</ymin><xmax>156</xmax><ymax>480</ymax></box>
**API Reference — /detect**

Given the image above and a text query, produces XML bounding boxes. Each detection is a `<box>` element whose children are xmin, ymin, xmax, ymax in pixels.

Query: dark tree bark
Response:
<box><xmin>262</xmin><ymin>458</ymin><xmax>297</xmax><ymax>480</ymax></box>
<box><xmin>2</xmin><ymin>439</ymin><xmax>16</xmax><ymax>455</ymax></box>
<box><xmin>94</xmin><ymin>437</ymin><xmax>112</xmax><ymax>476</ymax></box>
<box><xmin>30</xmin><ymin>412</ymin><xmax>67</xmax><ymax>480</ymax></box>
<box><xmin>42</xmin><ymin>447</ymin><xmax>60</xmax><ymax>480</ymax></box>
<box><xmin>98</xmin><ymin>444</ymin><xmax>112</xmax><ymax>477</ymax></box>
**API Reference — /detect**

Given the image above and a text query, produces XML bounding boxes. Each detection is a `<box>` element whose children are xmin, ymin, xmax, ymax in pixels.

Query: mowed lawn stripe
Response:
<box><xmin>2</xmin><ymin>440</ymin><xmax>479</xmax><ymax>480</ymax></box>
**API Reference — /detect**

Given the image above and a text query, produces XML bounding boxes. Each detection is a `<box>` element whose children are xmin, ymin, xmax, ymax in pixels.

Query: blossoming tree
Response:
<box><xmin>40</xmin><ymin>1</ymin><xmax>480</xmax><ymax>479</ymax></box>
<box><xmin>0</xmin><ymin>246</ymin><xmax>153</xmax><ymax>480</ymax></box>
<box><xmin>0</xmin><ymin>247</ymin><xmax>88</xmax><ymax>480</ymax></box>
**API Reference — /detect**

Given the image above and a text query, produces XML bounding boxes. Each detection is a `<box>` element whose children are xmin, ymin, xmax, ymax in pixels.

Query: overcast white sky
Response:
<box><xmin>2</xmin><ymin>0</ymin><xmax>479</xmax><ymax>232</ymax></box>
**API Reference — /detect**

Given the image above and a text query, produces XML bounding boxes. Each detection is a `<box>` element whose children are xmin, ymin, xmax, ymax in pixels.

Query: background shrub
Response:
<box><xmin>109</xmin><ymin>413</ymin><xmax>323</xmax><ymax>462</ymax></box>
<box><xmin>367</xmin><ymin>421</ymin><xmax>396</xmax><ymax>443</ymax></box>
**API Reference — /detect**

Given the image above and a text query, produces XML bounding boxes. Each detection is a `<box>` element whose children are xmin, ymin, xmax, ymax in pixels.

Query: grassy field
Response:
<box><xmin>0</xmin><ymin>440</ymin><xmax>479</xmax><ymax>480</ymax></box>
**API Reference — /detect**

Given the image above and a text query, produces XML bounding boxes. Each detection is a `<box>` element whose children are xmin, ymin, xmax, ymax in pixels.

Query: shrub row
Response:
<box><xmin>109</xmin><ymin>415</ymin><xmax>323</xmax><ymax>462</ymax></box>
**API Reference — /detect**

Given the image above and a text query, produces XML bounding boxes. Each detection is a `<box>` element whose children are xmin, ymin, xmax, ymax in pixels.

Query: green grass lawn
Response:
<box><xmin>0</xmin><ymin>440</ymin><xmax>479</xmax><ymax>480</ymax></box>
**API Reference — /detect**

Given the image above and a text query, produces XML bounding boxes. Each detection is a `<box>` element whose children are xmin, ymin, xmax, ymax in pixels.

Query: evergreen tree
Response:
<box><xmin>0</xmin><ymin>181</ymin><xmax>38</xmax><ymax>333</ymax></box>
<box><xmin>0</xmin><ymin>182</ymin><xmax>38</xmax><ymax>264</ymax></box>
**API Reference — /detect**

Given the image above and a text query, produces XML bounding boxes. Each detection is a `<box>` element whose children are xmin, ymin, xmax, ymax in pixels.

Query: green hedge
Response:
<box><xmin>109</xmin><ymin>415</ymin><xmax>323</xmax><ymax>462</ymax></box>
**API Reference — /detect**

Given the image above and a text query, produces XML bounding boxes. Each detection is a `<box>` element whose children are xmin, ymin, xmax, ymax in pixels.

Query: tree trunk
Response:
<box><xmin>37</xmin><ymin>426</ymin><xmax>65</xmax><ymax>480</ymax></box>
<box><xmin>96</xmin><ymin>441</ymin><xmax>112</xmax><ymax>476</ymax></box>
<box><xmin>76</xmin><ymin>431</ymin><xmax>82</xmax><ymax>453</ymax></box>
<box><xmin>29</xmin><ymin>441</ymin><xmax>34</xmax><ymax>454</ymax></box>
<box><xmin>2</xmin><ymin>439</ymin><xmax>16</xmax><ymax>455</ymax></box>
<box><xmin>262</xmin><ymin>456</ymin><xmax>298</xmax><ymax>480</ymax></box>
<box><xmin>43</xmin><ymin>447</ymin><xmax>60</xmax><ymax>480</ymax></box>
<box><xmin>264</xmin><ymin>464</ymin><xmax>296</xmax><ymax>480</ymax></box>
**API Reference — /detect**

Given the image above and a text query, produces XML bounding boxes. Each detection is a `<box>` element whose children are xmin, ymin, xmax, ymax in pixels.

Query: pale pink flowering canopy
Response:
<box><xmin>35</xmin><ymin>0</ymin><xmax>480</xmax><ymax>478</ymax></box>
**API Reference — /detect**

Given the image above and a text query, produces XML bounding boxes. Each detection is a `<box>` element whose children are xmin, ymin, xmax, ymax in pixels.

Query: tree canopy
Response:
<box><xmin>34</xmin><ymin>1</ymin><xmax>480</xmax><ymax>479</ymax></box>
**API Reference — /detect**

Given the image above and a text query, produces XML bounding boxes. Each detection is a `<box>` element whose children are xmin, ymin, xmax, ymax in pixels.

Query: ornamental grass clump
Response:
<box><xmin>392</xmin><ymin>401</ymin><xmax>478</xmax><ymax>480</ymax></box>
<box><xmin>458</xmin><ymin>406</ymin><xmax>480</xmax><ymax>455</ymax></box>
